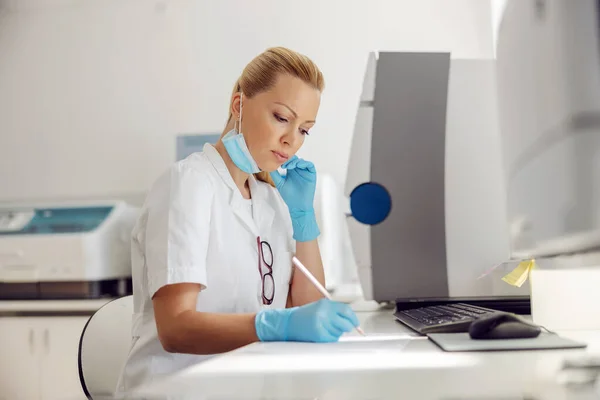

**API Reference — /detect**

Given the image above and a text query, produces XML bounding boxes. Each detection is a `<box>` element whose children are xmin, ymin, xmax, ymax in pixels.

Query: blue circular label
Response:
<box><xmin>349</xmin><ymin>182</ymin><xmax>392</xmax><ymax>225</ymax></box>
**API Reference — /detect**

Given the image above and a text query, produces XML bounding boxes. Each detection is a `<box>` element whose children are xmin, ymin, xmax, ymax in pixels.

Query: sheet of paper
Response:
<box><xmin>238</xmin><ymin>338</ymin><xmax>410</xmax><ymax>355</ymax></box>
<box><xmin>339</xmin><ymin>334</ymin><xmax>427</xmax><ymax>342</ymax></box>
<box><xmin>502</xmin><ymin>259</ymin><xmax>536</xmax><ymax>287</ymax></box>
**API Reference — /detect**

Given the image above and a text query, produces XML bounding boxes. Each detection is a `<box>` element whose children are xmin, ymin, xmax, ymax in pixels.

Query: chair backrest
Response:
<box><xmin>78</xmin><ymin>295</ymin><xmax>133</xmax><ymax>399</ymax></box>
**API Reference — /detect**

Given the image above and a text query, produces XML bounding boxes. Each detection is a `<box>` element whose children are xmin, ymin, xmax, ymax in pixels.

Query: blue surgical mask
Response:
<box><xmin>222</xmin><ymin>93</ymin><xmax>261</xmax><ymax>174</ymax></box>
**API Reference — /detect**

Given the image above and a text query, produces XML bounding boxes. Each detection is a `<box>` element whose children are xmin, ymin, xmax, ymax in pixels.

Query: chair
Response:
<box><xmin>78</xmin><ymin>295</ymin><xmax>133</xmax><ymax>399</ymax></box>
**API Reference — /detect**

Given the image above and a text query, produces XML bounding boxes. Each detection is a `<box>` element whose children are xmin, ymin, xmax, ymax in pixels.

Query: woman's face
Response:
<box><xmin>233</xmin><ymin>74</ymin><xmax>321</xmax><ymax>172</ymax></box>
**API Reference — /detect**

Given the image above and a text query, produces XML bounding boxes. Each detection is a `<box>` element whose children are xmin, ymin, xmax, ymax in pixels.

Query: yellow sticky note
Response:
<box><xmin>502</xmin><ymin>259</ymin><xmax>536</xmax><ymax>287</ymax></box>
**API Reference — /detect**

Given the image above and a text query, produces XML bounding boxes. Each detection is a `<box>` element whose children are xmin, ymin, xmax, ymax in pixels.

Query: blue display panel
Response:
<box><xmin>0</xmin><ymin>206</ymin><xmax>113</xmax><ymax>235</ymax></box>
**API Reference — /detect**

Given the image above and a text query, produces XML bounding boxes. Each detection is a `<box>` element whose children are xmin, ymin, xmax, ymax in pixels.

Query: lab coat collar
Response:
<box><xmin>203</xmin><ymin>143</ymin><xmax>238</xmax><ymax>193</ymax></box>
<box><xmin>203</xmin><ymin>143</ymin><xmax>274</xmax><ymax>239</ymax></box>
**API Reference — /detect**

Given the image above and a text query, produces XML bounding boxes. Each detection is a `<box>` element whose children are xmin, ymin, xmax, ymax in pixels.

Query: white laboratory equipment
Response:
<box><xmin>0</xmin><ymin>201</ymin><xmax>138</xmax><ymax>299</ymax></box>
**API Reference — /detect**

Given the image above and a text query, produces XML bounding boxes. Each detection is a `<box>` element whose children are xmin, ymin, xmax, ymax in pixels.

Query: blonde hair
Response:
<box><xmin>224</xmin><ymin>47</ymin><xmax>325</xmax><ymax>186</ymax></box>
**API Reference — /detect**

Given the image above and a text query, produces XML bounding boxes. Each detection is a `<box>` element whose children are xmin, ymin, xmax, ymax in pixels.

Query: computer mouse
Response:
<box><xmin>468</xmin><ymin>312</ymin><xmax>541</xmax><ymax>340</ymax></box>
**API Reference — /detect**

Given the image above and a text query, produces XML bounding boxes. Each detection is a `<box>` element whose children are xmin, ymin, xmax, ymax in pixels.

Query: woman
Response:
<box><xmin>116</xmin><ymin>47</ymin><xmax>360</xmax><ymax>391</ymax></box>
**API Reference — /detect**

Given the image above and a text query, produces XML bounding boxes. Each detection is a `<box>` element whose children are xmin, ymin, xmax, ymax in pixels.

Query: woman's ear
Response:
<box><xmin>230</xmin><ymin>92</ymin><xmax>242</xmax><ymax>120</ymax></box>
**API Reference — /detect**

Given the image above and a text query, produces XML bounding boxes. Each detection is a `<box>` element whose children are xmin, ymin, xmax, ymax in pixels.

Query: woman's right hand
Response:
<box><xmin>255</xmin><ymin>298</ymin><xmax>360</xmax><ymax>342</ymax></box>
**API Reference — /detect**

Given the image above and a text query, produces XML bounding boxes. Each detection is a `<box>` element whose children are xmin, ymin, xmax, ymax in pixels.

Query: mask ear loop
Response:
<box><xmin>235</xmin><ymin>92</ymin><xmax>243</xmax><ymax>134</ymax></box>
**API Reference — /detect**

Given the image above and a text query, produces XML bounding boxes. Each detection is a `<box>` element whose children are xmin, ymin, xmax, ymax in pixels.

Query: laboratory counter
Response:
<box><xmin>0</xmin><ymin>298</ymin><xmax>115</xmax><ymax>400</ymax></box>
<box><xmin>124</xmin><ymin>305</ymin><xmax>600</xmax><ymax>400</ymax></box>
<box><xmin>0</xmin><ymin>298</ymin><xmax>114</xmax><ymax>316</ymax></box>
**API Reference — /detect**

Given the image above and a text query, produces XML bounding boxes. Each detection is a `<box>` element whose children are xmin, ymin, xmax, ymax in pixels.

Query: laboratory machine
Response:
<box><xmin>346</xmin><ymin>51</ymin><xmax>515</xmax><ymax>306</ymax></box>
<box><xmin>0</xmin><ymin>201</ymin><xmax>138</xmax><ymax>299</ymax></box>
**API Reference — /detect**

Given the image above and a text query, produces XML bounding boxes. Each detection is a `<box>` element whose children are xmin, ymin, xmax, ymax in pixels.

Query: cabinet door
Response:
<box><xmin>0</xmin><ymin>318</ymin><xmax>40</xmax><ymax>400</ymax></box>
<box><xmin>38</xmin><ymin>317</ymin><xmax>89</xmax><ymax>400</ymax></box>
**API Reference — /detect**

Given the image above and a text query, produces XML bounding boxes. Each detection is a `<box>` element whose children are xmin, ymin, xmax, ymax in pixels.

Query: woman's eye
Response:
<box><xmin>301</xmin><ymin>129</ymin><xmax>310</xmax><ymax>136</ymax></box>
<box><xmin>274</xmin><ymin>114</ymin><xmax>288</xmax><ymax>123</ymax></box>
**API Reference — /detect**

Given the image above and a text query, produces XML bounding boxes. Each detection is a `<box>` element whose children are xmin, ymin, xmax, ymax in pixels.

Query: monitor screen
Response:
<box><xmin>496</xmin><ymin>0</ymin><xmax>600</xmax><ymax>258</ymax></box>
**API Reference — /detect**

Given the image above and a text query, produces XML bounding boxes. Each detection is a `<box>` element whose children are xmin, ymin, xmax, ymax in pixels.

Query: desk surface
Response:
<box><xmin>0</xmin><ymin>298</ymin><xmax>114</xmax><ymax>316</ymax></box>
<box><xmin>127</xmin><ymin>306</ymin><xmax>600</xmax><ymax>400</ymax></box>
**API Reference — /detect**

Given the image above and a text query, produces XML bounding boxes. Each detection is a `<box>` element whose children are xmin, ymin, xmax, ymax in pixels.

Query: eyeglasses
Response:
<box><xmin>257</xmin><ymin>236</ymin><xmax>274</xmax><ymax>305</ymax></box>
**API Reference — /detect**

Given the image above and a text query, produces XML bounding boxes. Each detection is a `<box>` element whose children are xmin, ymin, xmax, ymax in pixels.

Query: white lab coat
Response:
<box><xmin>116</xmin><ymin>143</ymin><xmax>295</xmax><ymax>393</ymax></box>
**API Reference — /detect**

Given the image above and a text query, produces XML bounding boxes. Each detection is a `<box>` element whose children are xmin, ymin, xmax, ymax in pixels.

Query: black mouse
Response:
<box><xmin>469</xmin><ymin>312</ymin><xmax>541</xmax><ymax>340</ymax></box>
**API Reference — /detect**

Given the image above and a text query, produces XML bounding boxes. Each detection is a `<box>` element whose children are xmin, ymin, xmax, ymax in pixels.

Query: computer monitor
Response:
<box><xmin>496</xmin><ymin>0</ymin><xmax>600</xmax><ymax>259</ymax></box>
<box><xmin>345</xmin><ymin>0</ymin><xmax>600</xmax><ymax>305</ymax></box>
<box><xmin>345</xmin><ymin>51</ymin><xmax>514</xmax><ymax>304</ymax></box>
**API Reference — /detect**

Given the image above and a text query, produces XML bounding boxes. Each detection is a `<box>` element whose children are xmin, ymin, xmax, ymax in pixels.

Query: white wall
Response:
<box><xmin>0</xmin><ymin>0</ymin><xmax>494</xmax><ymax>204</ymax></box>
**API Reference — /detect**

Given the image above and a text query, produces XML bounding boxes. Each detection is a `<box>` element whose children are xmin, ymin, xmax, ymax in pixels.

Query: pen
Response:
<box><xmin>291</xmin><ymin>256</ymin><xmax>366</xmax><ymax>336</ymax></box>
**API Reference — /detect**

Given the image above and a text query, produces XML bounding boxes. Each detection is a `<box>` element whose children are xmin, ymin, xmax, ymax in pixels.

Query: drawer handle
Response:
<box><xmin>29</xmin><ymin>329</ymin><xmax>34</xmax><ymax>354</ymax></box>
<box><xmin>44</xmin><ymin>328</ymin><xmax>49</xmax><ymax>354</ymax></box>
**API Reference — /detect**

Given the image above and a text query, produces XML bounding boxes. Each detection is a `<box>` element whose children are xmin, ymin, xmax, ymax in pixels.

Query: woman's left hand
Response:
<box><xmin>270</xmin><ymin>155</ymin><xmax>320</xmax><ymax>242</ymax></box>
<box><xmin>270</xmin><ymin>155</ymin><xmax>316</xmax><ymax>213</ymax></box>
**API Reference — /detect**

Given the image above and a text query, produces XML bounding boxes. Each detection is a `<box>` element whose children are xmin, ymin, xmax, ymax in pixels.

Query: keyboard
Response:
<box><xmin>394</xmin><ymin>303</ymin><xmax>498</xmax><ymax>334</ymax></box>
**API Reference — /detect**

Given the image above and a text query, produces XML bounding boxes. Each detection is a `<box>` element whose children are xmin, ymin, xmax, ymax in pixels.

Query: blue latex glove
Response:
<box><xmin>270</xmin><ymin>155</ymin><xmax>320</xmax><ymax>242</ymax></box>
<box><xmin>255</xmin><ymin>298</ymin><xmax>360</xmax><ymax>342</ymax></box>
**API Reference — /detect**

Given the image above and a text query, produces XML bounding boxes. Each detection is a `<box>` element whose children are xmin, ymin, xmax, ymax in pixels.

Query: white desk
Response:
<box><xmin>128</xmin><ymin>306</ymin><xmax>600</xmax><ymax>400</ymax></box>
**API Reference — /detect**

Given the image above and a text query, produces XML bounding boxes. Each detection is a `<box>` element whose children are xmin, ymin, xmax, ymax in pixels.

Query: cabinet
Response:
<box><xmin>0</xmin><ymin>316</ymin><xmax>90</xmax><ymax>400</ymax></box>
<box><xmin>0</xmin><ymin>318</ymin><xmax>40</xmax><ymax>400</ymax></box>
<box><xmin>39</xmin><ymin>317</ymin><xmax>89</xmax><ymax>400</ymax></box>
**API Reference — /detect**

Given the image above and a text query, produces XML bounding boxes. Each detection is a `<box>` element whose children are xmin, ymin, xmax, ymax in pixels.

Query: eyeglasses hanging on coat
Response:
<box><xmin>257</xmin><ymin>236</ymin><xmax>274</xmax><ymax>305</ymax></box>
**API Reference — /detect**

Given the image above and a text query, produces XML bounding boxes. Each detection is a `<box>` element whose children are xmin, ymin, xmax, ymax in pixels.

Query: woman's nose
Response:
<box><xmin>283</xmin><ymin>129</ymin><xmax>301</xmax><ymax>148</ymax></box>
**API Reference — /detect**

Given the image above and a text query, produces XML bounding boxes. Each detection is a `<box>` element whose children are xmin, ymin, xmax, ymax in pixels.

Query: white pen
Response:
<box><xmin>291</xmin><ymin>256</ymin><xmax>366</xmax><ymax>336</ymax></box>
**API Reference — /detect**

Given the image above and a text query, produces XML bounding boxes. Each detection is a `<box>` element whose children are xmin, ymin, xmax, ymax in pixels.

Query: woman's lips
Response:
<box><xmin>272</xmin><ymin>151</ymin><xmax>289</xmax><ymax>163</ymax></box>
